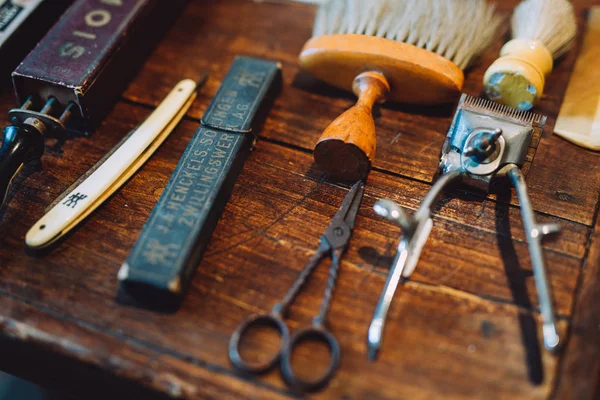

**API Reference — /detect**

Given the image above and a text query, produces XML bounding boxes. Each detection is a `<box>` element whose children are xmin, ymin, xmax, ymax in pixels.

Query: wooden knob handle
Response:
<box><xmin>483</xmin><ymin>38</ymin><xmax>554</xmax><ymax>110</ymax></box>
<box><xmin>314</xmin><ymin>71</ymin><xmax>390</xmax><ymax>181</ymax></box>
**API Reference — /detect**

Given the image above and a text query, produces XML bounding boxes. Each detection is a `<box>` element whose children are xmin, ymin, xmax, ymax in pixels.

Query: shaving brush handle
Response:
<box><xmin>483</xmin><ymin>38</ymin><xmax>554</xmax><ymax>110</ymax></box>
<box><xmin>313</xmin><ymin>71</ymin><xmax>390</xmax><ymax>181</ymax></box>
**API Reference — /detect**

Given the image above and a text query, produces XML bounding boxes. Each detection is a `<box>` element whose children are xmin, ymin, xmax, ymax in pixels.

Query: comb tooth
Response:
<box><xmin>534</xmin><ymin>113</ymin><xmax>544</xmax><ymax>125</ymax></box>
<box><xmin>462</xmin><ymin>94</ymin><xmax>473</xmax><ymax>107</ymax></box>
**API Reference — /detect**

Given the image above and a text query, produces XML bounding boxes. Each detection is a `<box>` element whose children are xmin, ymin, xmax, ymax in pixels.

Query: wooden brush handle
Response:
<box><xmin>314</xmin><ymin>71</ymin><xmax>390</xmax><ymax>181</ymax></box>
<box><xmin>483</xmin><ymin>38</ymin><xmax>554</xmax><ymax>110</ymax></box>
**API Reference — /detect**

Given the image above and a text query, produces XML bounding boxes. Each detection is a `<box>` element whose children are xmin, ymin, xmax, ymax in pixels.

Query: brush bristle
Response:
<box><xmin>512</xmin><ymin>0</ymin><xmax>577</xmax><ymax>59</ymax></box>
<box><xmin>312</xmin><ymin>0</ymin><xmax>502</xmax><ymax>70</ymax></box>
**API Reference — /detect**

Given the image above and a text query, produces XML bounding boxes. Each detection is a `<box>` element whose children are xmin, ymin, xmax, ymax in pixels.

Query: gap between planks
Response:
<box><xmin>117</xmin><ymin>95</ymin><xmax>593</xmax><ymax>230</ymax></box>
<box><xmin>9</xmin><ymin>95</ymin><xmax>586</xmax><ymax>321</ymax></box>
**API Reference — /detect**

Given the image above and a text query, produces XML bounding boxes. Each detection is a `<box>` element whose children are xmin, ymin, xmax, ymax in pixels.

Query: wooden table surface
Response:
<box><xmin>1</xmin><ymin>0</ymin><xmax>600</xmax><ymax>398</ymax></box>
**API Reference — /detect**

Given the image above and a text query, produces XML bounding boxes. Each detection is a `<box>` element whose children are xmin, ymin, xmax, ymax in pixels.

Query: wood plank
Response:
<box><xmin>120</xmin><ymin>0</ymin><xmax>600</xmax><ymax>226</ymax></box>
<box><xmin>553</xmin><ymin>209</ymin><xmax>600</xmax><ymax>399</ymax></box>
<box><xmin>0</xmin><ymin>100</ymin><xmax>586</xmax><ymax>398</ymax></box>
<box><xmin>0</xmin><ymin>297</ymin><xmax>290</xmax><ymax>399</ymax></box>
<box><xmin>0</xmin><ymin>0</ymin><xmax>597</xmax><ymax>398</ymax></box>
<box><xmin>0</xmin><ymin>102</ymin><xmax>586</xmax><ymax>316</ymax></box>
<box><xmin>0</xmin><ymin>233</ymin><xmax>569</xmax><ymax>399</ymax></box>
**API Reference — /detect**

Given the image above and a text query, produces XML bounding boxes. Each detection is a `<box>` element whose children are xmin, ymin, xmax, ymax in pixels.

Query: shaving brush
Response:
<box><xmin>484</xmin><ymin>0</ymin><xmax>577</xmax><ymax>110</ymax></box>
<box><xmin>299</xmin><ymin>0</ymin><xmax>501</xmax><ymax>181</ymax></box>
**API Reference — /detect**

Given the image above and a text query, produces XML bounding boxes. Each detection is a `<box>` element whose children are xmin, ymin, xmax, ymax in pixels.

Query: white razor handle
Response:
<box><xmin>26</xmin><ymin>79</ymin><xmax>198</xmax><ymax>249</ymax></box>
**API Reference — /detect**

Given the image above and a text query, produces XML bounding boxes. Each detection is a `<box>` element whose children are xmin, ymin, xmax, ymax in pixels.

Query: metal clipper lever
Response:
<box><xmin>368</xmin><ymin>94</ymin><xmax>558</xmax><ymax>359</ymax></box>
<box><xmin>507</xmin><ymin>165</ymin><xmax>561</xmax><ymax>349</ymax></box>
<box><xmin>368</xmin><ymin>171</ymin><xmax>461</xmax><ymax>360</ymax></box>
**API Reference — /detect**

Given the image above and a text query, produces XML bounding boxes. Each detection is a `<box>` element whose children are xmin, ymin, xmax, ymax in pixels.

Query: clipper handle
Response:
<box><xmin>314</xmin><ymin>72</ymin><xmax>389</xmax><ymax>181</ymax></box>
<box><xmin>508</xmin><ymin>165</ymin><xmax>561</xmax><ymax>351</ymax></box>
<box><xmin>0</xmin><ymin>123</ymin><xmax>44</xmax><ymax>206</ymax></box>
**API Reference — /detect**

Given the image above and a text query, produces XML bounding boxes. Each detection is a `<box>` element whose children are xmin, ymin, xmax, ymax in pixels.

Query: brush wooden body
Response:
<box><xmin>301</xmin><ymin>0</ymin><xmax>500</xmax><ymax>181</ymax></box>
<box><xmin>300</xmin><ymin>34</ymin><xmax>464</xmax><ymax>105</ymax></box>
<box><xmin>484</xmin><ymin>0</ymin><xmax>577</xmax><ymax>110</ymax></box>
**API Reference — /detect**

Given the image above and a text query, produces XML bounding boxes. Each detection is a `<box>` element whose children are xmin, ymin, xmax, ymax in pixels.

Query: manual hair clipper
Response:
<box><xmin>368</xmin><ymin>94</ymin><xmax>559</xmax><ymax>359</ymax></box>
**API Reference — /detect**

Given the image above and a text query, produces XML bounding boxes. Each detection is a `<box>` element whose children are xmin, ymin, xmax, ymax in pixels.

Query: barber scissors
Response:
<box><xmin>229</xmin><ymin>181</ymin><xmax>364</xmax><ymax>391</ymax></box>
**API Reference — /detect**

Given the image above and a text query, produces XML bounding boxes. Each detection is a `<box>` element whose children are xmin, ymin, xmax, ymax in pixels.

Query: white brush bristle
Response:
<box><xmin>512</xmin><ymin>0</ymin><xmax>577</xmax><ymax>59</ymax></box>
<box><xmin>312</xmin><ymin>0</ymin><xmax>502</xmax><ymax>70</ymax></box>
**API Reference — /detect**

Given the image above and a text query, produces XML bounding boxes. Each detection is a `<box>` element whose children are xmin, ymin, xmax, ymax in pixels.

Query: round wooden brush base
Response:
<box><xmin>314</xmin><ymin>140</ymin><xmax>371</xmax><ymax>182</ymax></box>
<box><xmin>314</xmin><ymin>71</ymin><xmax>389</xmax><ymax>181</ymax></box>
<box><xmin>301</xmin><ymin>34</ymin><xmax>464</xmax><ymax>181</ymax></box>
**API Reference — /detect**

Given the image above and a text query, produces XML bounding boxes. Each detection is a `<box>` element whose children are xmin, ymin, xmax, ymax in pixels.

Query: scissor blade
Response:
<box><xmin>344</xmin><ymin>181</ymin><xmax>365</xmax><ymax>229</ymax></box>
<box><xmin>331</xmin><ymin>181</ymin><xmax>364</xmax><ymax>228</ymax></box>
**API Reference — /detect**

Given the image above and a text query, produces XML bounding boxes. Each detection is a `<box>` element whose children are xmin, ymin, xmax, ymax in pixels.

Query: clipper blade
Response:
<box><xmin>459</xmin><ymin>94</ymin><xmax>546</xmax><ymax>126</ymax></box>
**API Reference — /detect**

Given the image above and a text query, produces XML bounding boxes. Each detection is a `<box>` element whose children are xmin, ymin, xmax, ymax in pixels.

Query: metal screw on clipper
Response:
<box><xmin>368</xmin><ymin>94</ymin><xmax>560</xmax><ymax>360</ymax></box>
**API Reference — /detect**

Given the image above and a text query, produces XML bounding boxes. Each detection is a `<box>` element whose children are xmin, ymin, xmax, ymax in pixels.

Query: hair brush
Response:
<box><xmin>483</xmin><ymin>0</ymin><xmax>577</xmax><ymax>110</ymax></box>
<box><xmin>299</xmin><ymin>0</ymin><xmax>501</xmax><ymax>181</ymax></box>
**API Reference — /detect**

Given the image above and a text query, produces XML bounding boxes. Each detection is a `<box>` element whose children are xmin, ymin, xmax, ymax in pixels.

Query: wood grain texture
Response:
<box><xmin>0</xmin><ymin>0</ymin><xmax>598</xmax><ymax>399</ymax></box>
<box><xmin>123</xmin><ymin>0</ymin><xmax>600</xmax><ymax>225</ymax></box>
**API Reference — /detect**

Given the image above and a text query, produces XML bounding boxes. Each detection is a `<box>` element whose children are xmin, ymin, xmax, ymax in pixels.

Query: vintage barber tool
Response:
<box><xmin>554</xmin><ymin>7</ymin><xmax>600</xmax><ymax>150</ymax></box>
<box><xmin>299</xmin><ymin>0</ymin><xmax>501</xmax><ymax>181</ymax></box>
<box><xmin>118</xmin><ymin>57</ymin><xmax>282</xmax><ymax>311</ymax></box>
<box><xmin>229</xmin><ymin>181</ymin><xmax>364</xmax><ymax>392</ymax></box>
<box><xmin>0</xmin><ymin>0</ymin><xmax>188</xmax><ymax>208</ymax></box>
<box><xmin>368</xmin><ymin>94</ymin><xmax>559</xmax><ymax>360</ymax></box>
<box><xmin>25</xmin><ymin>79</ymin><xmax>199</xmax><ymax>249</ymax></box>
<box><xmin>484</xmin><ymin>0</ymin><xmax>577</xmax><ymax>110</ymax></box>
